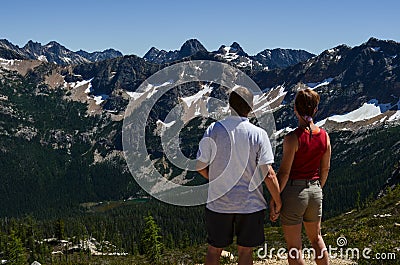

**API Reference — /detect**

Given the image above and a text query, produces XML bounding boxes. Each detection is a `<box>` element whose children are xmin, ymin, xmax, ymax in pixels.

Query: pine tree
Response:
<box><xmin>55</xmin><ymin>219</ymin><xmax>65</xmax><ymax>240</ymax></box>
<box><xmin>4</xmin><ymin>230</ymin><xmax>27</xmax><ymax>265</ymax></box>
<box><xmin>141</xmin><ymin>214</ymin><xmax>163</xmax><ymax>264</ymax></box>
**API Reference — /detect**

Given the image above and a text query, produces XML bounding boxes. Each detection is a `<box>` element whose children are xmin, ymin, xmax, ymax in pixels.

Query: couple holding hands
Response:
<box><xmin>196</xmin><ymin>87</ymin><xmax>331</xmax><ymax>265</ymax></box>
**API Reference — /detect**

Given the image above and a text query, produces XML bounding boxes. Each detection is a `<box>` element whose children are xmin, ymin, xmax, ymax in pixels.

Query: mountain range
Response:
<box><xmin>0</xmin><ymin>39</ymin><xmax>123</xmax><ymax>65</ymax></box>
<box><xmin>143</xmin><ymin>38</ymin><xmax>314</xmax><ymax>70</ymax></box>
<box><xmin>0</xmin><ymin>37</ymin><xmax>399</xmax><ymax>219</ymax></box>
<box><xmin>0</xmin><ymin>38</ymin><xmax>314</xmax><ymax>69</ymax></box>
<box><xmin>59</xmin><ymin>37</ymin><xmax>400</xmax><ymax>130</ymax></box>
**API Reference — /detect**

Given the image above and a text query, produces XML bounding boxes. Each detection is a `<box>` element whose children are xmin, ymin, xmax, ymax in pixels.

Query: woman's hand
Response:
<box><xmin>269</xmin><ymin>199</ymin><xmax>281</xmax><ymax>222</ymax></box>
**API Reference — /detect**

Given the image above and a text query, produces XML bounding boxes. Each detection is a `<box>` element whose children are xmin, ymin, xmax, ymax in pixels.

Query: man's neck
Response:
<box><xmin>230</xmin><ymin>112</ymin><xmax>248</xmax><ymax>118</ymax></box>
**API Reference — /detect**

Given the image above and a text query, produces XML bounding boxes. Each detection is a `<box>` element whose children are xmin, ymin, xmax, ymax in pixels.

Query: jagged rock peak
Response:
<box><xmin>365</xmin><ymin>37</ymin><xmax>399</xmax><ymax>47</ymax></box>
<box><xmin>45</xmin><ymin>41</ymin><xmax>65</xmax><ymax>49</ymax></box>
<box><xmin>0</xmin><ymin>39</ymin><xmax>13</xmax><ymax>45</ymax></box>
<box><xmin>0</xmin><ymin>39</ymin><xmax>21</xmax><ymax>49</ymax></box>
<box><xmin>102</xmin><ymin>48</ymin><xmax>122</xmax><ymax>54</ymax></box>
<box><xmin>148</xmin><ymin>46</ymin><xmax>160</xmax><ymax>53</ymax></box>
<box><xmin>23</xmin><ymin>40</ymin><xmax>43</xmax><ymax>53</ymax></box>
<box><xmin>179</xmin><ymin>39</ymin><xmax>207</xmax><ymax>57</ymax></box>
<box><xmin>0</xmin><ymin>39</ymin><xmax>28</xmax><ymax>60</ymax></box>
<box><xmin>25</xmin><ymin>40</ymin><xmax>41</xmax><ymax>46</ymax></box>
<box><xmin>217</xmin><ymin>42</ymin><xmax>247</xmax><ymax>56</ymax></box>
<box><xmin>230</xmin><ymin>41</ymin><xmax>247</xmax><ymax>55</ymax></box>
<box><xmin>143</xmin><ymin>47</ymin><xmax>161</xmax><ymax>58</ymax></box>
<box><xmin>359</xmin><ymin>37</ymin><xmax>400</xmax><ymax>56</ymax></box>
<box><xmin>77</xmin><ymin>48</ymin><xmax>118</xmax><ymax>54</ymax></box>
<box><xmin>76</xmin><ymin>48</ymin><xmax>123</xmax><ymax>62</ymax></box>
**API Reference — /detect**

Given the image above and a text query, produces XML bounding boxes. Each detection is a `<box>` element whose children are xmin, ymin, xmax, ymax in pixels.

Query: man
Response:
<box><xmin>196</xmin><ymin>86</ymin><xmax>281</xmax><ymax>265</ymax></box>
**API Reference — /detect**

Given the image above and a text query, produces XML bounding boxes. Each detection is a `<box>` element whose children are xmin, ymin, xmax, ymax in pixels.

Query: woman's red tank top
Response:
<box><xmin>289</xmin><ymin>127</ymin><xmax>328</xmax><ymax>180</ymax></box>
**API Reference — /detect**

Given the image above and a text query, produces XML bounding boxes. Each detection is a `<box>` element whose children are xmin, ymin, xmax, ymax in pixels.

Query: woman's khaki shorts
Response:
<box><xmin>280</xmin><ymin>179</ymin><xmax>323</xmax><ymax>225</ymax></box>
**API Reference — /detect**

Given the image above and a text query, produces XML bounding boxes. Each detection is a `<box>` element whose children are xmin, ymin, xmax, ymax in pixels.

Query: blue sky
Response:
<box><xmin>1</xmin><ymin>0</ymin><xmax>399</xmax><ymax>56</ymax></box>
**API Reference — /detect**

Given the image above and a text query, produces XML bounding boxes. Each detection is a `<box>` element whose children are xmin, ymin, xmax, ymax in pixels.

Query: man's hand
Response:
<box><xmin>269</xmin><ymin>198</ymin><xmax>281</xmax><ymax>222</ymax></box>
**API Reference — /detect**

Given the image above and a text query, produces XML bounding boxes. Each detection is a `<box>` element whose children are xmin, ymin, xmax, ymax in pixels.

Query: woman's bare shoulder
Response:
<box><xmin>283</xmin><ymin>130</ymin><xmax>299</xmax><ymax>149</ymax></box>
<box><xmin>284</xmin><ymin>130</ymin><xmax>298</xmax><ymax>141</ymax></box>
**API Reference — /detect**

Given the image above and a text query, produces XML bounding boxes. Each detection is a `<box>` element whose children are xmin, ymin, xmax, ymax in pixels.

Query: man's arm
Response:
<box><xmin>196</xmin><ymin>160</ymin><xmax>209</xmax><ymax>180</ymax></box>
<box><xmin>259</xmin><ymin>164</ymin><xmax>281</xmax><ymax>221</ymax></box>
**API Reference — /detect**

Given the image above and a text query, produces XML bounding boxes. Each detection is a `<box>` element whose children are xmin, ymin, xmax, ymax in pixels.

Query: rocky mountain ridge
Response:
<box><xmin>76</xmin><ymin>48</ymin><xmax>123</xmax><ymax>62</ymax></box>
<box><xmin>143</xmin><ymin>39</ymin><xmax>315</xmax><ymax>70</ymax></box>
<box><xmin>0</xmin><ymin>39</ymin><xmax>123</xmax><ymax>65</ymax></box>
<box><xmin>143</xmin><ymin>39</ymin><xmax>208</xmax><ymax>63</ymax></box>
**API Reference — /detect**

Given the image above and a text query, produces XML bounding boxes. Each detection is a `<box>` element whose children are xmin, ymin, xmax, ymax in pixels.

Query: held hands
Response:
<box><xmin>263</xmin><ymin>164</ymin><xmax>282</xmax><ymax>222</ymax></box>
<box><xmin>269</xmin><ymin>199</ymin><xmax>281</xmax><ymax>222</ymax></box>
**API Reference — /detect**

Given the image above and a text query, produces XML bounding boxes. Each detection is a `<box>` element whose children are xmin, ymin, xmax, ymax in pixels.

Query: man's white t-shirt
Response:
<box><xmin>197</xmin><ymin>115</ymin><xmax>274</xmax><ymax>214</ymax></box>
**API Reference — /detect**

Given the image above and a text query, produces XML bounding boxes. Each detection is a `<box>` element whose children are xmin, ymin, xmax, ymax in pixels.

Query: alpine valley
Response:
<box><xmin>0</xmin><ymin>38</ymin><xmax>399</xmax><ymax>264</ymax></box>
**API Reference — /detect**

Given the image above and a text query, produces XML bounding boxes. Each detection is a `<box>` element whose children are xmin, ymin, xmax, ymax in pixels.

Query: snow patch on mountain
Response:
<box><xmin>93</xmin><ymin>94</ymin><xmax>109</xmax><ymax>105</ymax></box>
<box><xmin>306</xmin><ymin>78</ymin><xmax>334</xmax><ymax>90</ymax></box>
<box><xmin>0</xmin><ymin>58</ymin><xmax>19</xmax><ymax>68</ymax></box>
<box><xmin>180</xmin><ymin>84</ymin><xmax>213</xmax><ymax>109</ymax></box>
<box><xmin>178</xmin><ymin>84</ymin><xmax>215</xmax><ymax>123</ymax></box>
<box><xmin>64</xmin><ymin>78</ymin><xmax>93</xmax><ymax>92</ymax></box>
<box><xmin>216</xmin><ymin>46</ymin><xmax>239</xmax><ymax>62</ymax></box>
<box><xmin>236</xmin><ymin>59</ymin><xmax>253</xmax><ymax>68</ymax></box>
<box><xmin>125</xmin><ymin>91</ymin><xmax>143</xmax><ymax>100</ymax></box>
<box><xmin>37</xmin><ymin>55</ymin><xmax>48</xmax><ymax>62</ymax></box>
<box><xmin>62</xmin><ymin>57</ymin><xmax>72</xmax><ymax>64</ymax></box>
<box><xmin>155</xmin><ymin>120</ymin><xmax>176</xmax><ymax>137</ymax></box>
<box><xmin>316</xmin><ymin>99</ymin><xmax>399</xmax><ymax>126</ymax></box>
<box><xmin>253</xmin><ymin>85</ymin><xmax>287</xmax><ymax>114</ymax></box>
<box><xmin>388</xmin><ymin>110</ymin><xmax>400</xmax><ymax>122</ymax></box>
<box><xmin>370</xmin><ymin>47</ymin><xmax>381</xmax><ymax>52</ymax></box>
<box><xmin>317</xmin><ymin>102</ymin><xmax>381</xmax><ymax>126</ymax></box>
<box><xmin>63</xmin><ymin>78</ymin><xmax>110</xmax><ymax>108</ymax></box>
<box><xmin>126</xmin><ymin>81</ymin><xmax>173</xmax><ymax>100</ymax></box>
<box><xmin>274</xmin><ymin>126</ymin><xmax>295</xmax><ymax>138</ymax></box>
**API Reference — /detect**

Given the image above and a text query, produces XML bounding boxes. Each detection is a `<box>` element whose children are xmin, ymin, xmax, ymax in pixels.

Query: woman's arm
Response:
<box><xmin>277</xmin><ymin>132</ymin><xmax>298</xmax><ymax>192</ymax></box>
<box><xmin>319</xmin><ymin>133</ymin><xmax>331</xmax><ymax>188</ymax></box>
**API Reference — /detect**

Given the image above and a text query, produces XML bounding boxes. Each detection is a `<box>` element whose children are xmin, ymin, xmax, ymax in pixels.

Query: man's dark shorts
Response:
<box><xmin>205</xmin><ymin>208</ymin><xmax>265</xmax><ymax>248</ymax></box>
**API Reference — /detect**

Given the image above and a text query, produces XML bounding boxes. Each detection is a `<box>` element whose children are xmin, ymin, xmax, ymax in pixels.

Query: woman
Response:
<box><xmin>271</xmin><ymin>89</ymin><xmax>331</xmax><ymax>265</ymax></box>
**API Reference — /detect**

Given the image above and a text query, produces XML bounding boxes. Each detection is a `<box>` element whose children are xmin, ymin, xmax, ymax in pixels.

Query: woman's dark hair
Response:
<box><xmin>295</xmin><ymin>89</ymin><xmax>320</xmax><ymax>139</ymax></box>
<box><xmin>295</xmin><ymin>89</ymin><xmax>320</xmax><ymax>117</ymax></box>
<box><xmin>229</xmin><ymin>86</ymin><xmax>253</xmax><ymax>117</ymax></box>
